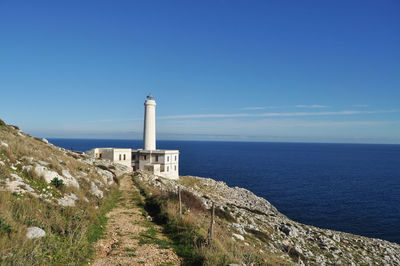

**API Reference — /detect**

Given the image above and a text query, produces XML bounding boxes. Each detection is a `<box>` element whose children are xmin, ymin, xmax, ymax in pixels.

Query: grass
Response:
<box><xmin>133</xmin><ymin>177</ymin><xmax>206</xmax><ymax>265</ymax></box>
<box><xmin>0</xmin><ymin>122</ymin><xmax>125</xmax><ymax>265</ymax></box>
<box><xmin>133</xmin><ymin>174</ymin><xmax>294</xmax><ymax>266</ymax></box>
<box><xmin>87</xmin><ymin>189</ymin><xmax>121</xmax><ymax>244</ymax></box>
<box><xmin>0</xmin><ymin>186</ymin><xmax>121</xmax><ymax>265</ymax></box>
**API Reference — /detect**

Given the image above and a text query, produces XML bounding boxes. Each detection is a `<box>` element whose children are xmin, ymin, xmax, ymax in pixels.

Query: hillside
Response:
<box><xmin>0</xmin><ymin>119</ymin><xmax>131</xmax><ymax>264</ymax></box>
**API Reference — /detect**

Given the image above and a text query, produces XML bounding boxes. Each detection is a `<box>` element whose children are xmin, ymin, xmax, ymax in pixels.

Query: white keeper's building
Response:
<box><xmin>86</xmin><ymin>94</ymin><xmax>179</xmax><ymax>180</ymax></box>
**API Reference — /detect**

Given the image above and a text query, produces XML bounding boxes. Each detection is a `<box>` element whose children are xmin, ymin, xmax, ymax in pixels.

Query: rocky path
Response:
<box><xmin>91</xmin><ymin>175</ymin><xmax>180</xmax><ymax>266</ymax></box>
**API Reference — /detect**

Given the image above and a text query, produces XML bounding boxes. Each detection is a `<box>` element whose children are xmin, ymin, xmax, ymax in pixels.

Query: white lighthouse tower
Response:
<box><xmin>143</xmin><ymin>94</ymin><xmax>156</xmax><ymax>150</ymax></box>
<box><xmin>86</xmin><ymin>94</ymin><xmax>180</xmax><ymax>180</ymax></box>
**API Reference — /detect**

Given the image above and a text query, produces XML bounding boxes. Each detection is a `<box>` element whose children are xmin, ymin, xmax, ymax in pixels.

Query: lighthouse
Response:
<box><xmin>143</xmin><ymin>94</ymin><xmax>156</xmax><ymax>150</ymax></box>
<box><xmin>86</xmin><ymin>94</ymin><xmax>180</xmax><ymax>180</ymax></box>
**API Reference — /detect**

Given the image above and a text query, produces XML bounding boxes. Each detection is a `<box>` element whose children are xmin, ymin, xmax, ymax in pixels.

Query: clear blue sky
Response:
<box><xmin>0</xmin><ymin>0</ymin><xmax>399</xmax><ymax>143</ymax></box>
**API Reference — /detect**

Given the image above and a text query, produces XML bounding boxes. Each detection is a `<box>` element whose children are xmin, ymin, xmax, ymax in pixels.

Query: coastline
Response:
<box><xmin>135</xmin><ymin>170</ymin><xmax>400</xmax><ymax>265</ymax></box>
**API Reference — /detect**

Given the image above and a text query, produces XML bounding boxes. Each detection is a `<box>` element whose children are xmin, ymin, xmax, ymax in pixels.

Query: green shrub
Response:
<box><xmin>51</xmin><ymin>178</ymin><xmax>64</xmax><ymax>188</ymax></box>
<box><xmin>0</xmin><ymin>218</ymin><xmax>11</xmax><ymax>237</ymax></box>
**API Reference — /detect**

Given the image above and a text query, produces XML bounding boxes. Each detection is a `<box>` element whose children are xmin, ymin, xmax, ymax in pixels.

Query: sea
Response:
<box><xmin>48</xmin><ymin>139</ymin><xmax>400</xmax><ymax>244</ymax></box>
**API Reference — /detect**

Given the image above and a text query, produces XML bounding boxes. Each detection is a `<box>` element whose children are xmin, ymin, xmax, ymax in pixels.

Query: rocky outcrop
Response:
<box><xmin>135</xmin><ymin>171</ymin><xmax>400</xmax><ymax>265</ymax></box>
<box><xmin>0</xmin><ymin>126</ymin><xmax>132</xmax><ymax>209</ymax></box>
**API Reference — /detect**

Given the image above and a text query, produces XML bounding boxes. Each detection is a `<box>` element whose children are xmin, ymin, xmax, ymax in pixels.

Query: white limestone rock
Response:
<box><xmin>34</xmin><ymin>165</ymin><xmax>79</xmax><ymax>188</ymax></box>
<box><xmin>37</xmin><ymin>160</ymin><xmax>50</xmax><ymax>166</ymax></box>
<box><xmin>0</xmin><ymin>141</ymin><xmax>8</xmax><ymax>148</ymax></box>
<box><xmin>22</xmin><ymin>165</ymin><xmax>33</xmax><ymax>172</ymax></box>
<box><xmin>97</xmin><ymin>168</ymin><xmax>114</xmax><ymax>185</ymax></box>
<box><xmin>232</xmin><ymin>233</ymin><xmax>245</xmax><ymax>241</ymax></box>
<box><xmin>26</xmin><ymin>227</ymin><xmax>46</xmax><ymax>239</ymax></box>
<box><xmin>41</xmin><ymin>138</ymin><xmax>49</xmax><ymax>144</ymax></box>
<box><xmin>1</xmin><ymin>174</ymin><xmax>37</xmax><ymax>196</ymax></box>
<box><xmin>333</xmin><ymin>234</ymin><xmax>341</xmax><ymax>242</ymax></box>
<box><xmin>10</xmin><ymin>173</ymin><xmax>23</xmax><ymax>182</ymax></box>
<box><xmin>280</xmin><ymin>224</ymin><xmax>299</xmax><ymax>238</ymax></box>
<box><xmin>61</xmin><ymin>170</ymin><xmax>80</xmax><ymax>188</ymax></box>
<box><xmin>57</xmin><ymin>193</ymin><xmax>78</xmax><ymax>207</ymax></box>
<box><xmin>90</xmin><ymin>182</ymin><xmax>103</xmax><ymax>198</ymax></box>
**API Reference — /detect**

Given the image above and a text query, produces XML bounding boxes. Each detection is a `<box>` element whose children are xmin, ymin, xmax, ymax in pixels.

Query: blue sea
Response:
<box><xmin>49</xmin><ymin>139</ymin><xmax>400</xmax><ymax>244</ymax></box>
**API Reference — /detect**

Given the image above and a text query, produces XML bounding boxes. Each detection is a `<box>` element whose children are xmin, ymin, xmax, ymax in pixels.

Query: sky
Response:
<box><xmin>0</xmin><ymin>0</ymin><xmax>399</xmax><ymax>144</ymax></box>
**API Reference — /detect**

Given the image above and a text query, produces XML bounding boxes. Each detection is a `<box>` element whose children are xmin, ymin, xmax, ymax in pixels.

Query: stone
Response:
<box><xmin>232</xmin><ymin>233</ymin><xmax>245</xmax><ymax>241</ymax></box>
<box><xmin>41</xmin><ymin>138</ymin><xmax>49</xmax><ymax>144</ymax></box>
<box><xmin>97</xmin><ymin>168</ymin><xmax>114</xmax><ymax>185</ymax></box>
<box><xmin>280</xmin><ymin>224</ymin><xmax>298</xmax><ymax>237</ymax></box>
<box><xmin>0</xmin><ymin>141</ymin><xmax>8</xmax><ymax>147</ymax></box>
<box><xmin>61</xmin><ymin>169</ymin><xmax>80</xmax><ymax>188</ymax></box>
<box><xmin>91</xmin><ymin>182</ymin><xmax>103</xmax><ymax>198</ymax></box>
<box><xmin>34</xmin><ymin>165</ymin><xmax>79</xmax><ymax>188</ymax></box>
<box><xmin>26</xmin><ymin>227</ymin><xmax>46</xmax><ymax>239</ymax></box>
<box><xmin>57</xmin><ymin>193</ymin><xmax>78</xmax><ymax>207</ymax></box>
<box><xmin>2</xmin><ymin>174</ymin><xmax>37</xmax><ymax>196</ymax></box>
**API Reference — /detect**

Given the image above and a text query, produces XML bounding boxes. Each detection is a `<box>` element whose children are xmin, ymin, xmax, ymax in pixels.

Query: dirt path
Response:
<box><xmin>92</xmin><ymin>175</ymin><xmax>181</xmax><ymax>266</ymax></box>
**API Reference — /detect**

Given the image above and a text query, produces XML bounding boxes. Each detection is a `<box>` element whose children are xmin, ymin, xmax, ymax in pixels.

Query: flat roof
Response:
<box><xmin>132</xmin><ymin>149</ymin><xmax>179</xmax><ymax>154</ymax></box>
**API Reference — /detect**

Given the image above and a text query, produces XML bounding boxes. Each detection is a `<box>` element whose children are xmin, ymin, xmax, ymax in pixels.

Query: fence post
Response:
<box><xmin>178</xmin><ymin>186</ymin><xmax>182</xmax><ymax>216</ymax></box>
<box><xmin>207</xmin><ymin>201</ymin><xmax>215</xmax><ymax>246</ymax></box>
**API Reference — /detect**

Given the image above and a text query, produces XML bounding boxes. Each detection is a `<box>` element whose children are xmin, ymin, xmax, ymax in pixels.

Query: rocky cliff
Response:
<box><xmin>135</xmin><ymin>170</ymin><xmax>400</xmax><ymax>265</ymax></box>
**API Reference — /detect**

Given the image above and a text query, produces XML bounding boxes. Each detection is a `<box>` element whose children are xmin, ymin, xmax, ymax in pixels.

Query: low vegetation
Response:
<box><xmin>0</xmin><ymin>119</ymin><xmax>123</xmax><ymax>264</ymax></box>
<box><xmin>132</xmin><ymin>177</ymin><xmax>286</xmax><ymax>266</ymax></box>
<box><xmin>0</xmin><ymin>188</ymin><xmax>120</xmax><ymax>265</ymax></box>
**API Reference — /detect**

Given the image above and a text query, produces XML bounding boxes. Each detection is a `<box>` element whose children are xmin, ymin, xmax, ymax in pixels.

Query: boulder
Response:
<box><xmin>26</xmin><ymin>227</ymin><xmax>46</xmax><ymax>239</ymax></box>
<box><xmin>35</xmin><ymin>165</ymin><xmax>79</xmax><ymax>188</ymax></box>
<box><xmin>232</xmin><ymin>233</ymin><xmax>245</xmax><ymax>241</ymax></box>
<box><xmin>280</xmin><ymin>224</ymin><xmax>299</xmax><ymax>237</ymax></box>
<box><xmin>57</xmin><ymin>193</ymin><xmax>78</xmax><ymax>207</ymax></box>
<box><xmin>91</xmin><ymin>182</ymin><xmax>103</xmax><ymax>198</ymax></box>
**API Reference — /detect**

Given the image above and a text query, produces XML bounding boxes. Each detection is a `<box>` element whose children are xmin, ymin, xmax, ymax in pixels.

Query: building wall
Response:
<box><xmin>99</xmin><ymin>148</ymin><xmax>114</xmax><ymax>161</ymax></box>
<box><xmin>132</xmin><ymin>150</ymin><xmax>179</xmax><ymax>179</ymax></box>
<box><xmin>112</xmin><ymin>149</ymin><xmax>132</xmax><ymax>168</ymax></box>
<box><xmin>87</xmin><ymin>148</ymin><xmax>179</xmax><ymax>179</ymax></box>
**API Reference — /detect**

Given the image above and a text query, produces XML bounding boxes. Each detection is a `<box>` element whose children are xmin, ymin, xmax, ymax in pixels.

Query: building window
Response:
<box><xmin>123</xmin><ymin>154</ymin><xmax>126</xmax><ymax>160</ymax></box>
<box><xmin>167</xmin><ymin>166</ymin><xmax>169</xmax><ymax>172</ymax></box>
<box><xmin>155</xmin><ymin>155</ymin><xmax>158</xmax><ymax>162</ymax></box>
<box><xmin>99</xmin><ymin>154</ymin><xmax>102</xmax><ymax>158</ymax></box>
<box><xmin>144</xmin><ymin>155</ymin><xmax>147</xmax><ymax>160</ymax></box>
<box><xmin>167</xmin><ymin>156</ymin><xmax>169</xmax><ymax>162</ymax></box>
<box><xmin>175</xmin><ymin>155</ymin><xmax>177</xmax><ymax>161</ymax></box>
<box><xmin>174</xmin><ymin>165</ymin><xmax>177</xmax><ymax>171</ymax></box>
<box><xmin>119</xmin><ymin>154</ymin><xmax>121</xmax><ymax>160</ymax></box>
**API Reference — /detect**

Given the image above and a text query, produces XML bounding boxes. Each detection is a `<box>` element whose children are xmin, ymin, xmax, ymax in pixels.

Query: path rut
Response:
<box><xmin>92</xmin><ymin>175</ymin><xmax>181</xmax><ymax>266</ymax></box>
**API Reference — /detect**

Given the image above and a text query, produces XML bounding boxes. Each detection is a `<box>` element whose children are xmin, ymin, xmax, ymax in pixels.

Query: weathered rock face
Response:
<box><xmin>34</xmin><ymin>165</ymin><xmax>80</xmax><ymax>188</ymax></box>
<box><xmin>0</xmin><ymin>126</ymin><xmax>132</xmax><ymax>208</ymax></box>
<box><xmin>134</xmin><ymin>171</ymin><xmax>400</xmax><ymax>265</ymax></box>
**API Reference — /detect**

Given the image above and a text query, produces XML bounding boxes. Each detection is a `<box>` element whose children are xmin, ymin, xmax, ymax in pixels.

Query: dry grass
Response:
<box><xmin>0</xmin><ymin>123</ymin><xmax>122</xmax><ymax>264</ymax></box>
<box><xmin>134</xmin><ymin>177</ymin><xmax>292</xmax><ymax>266</ymax></box>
